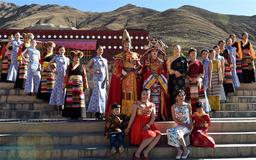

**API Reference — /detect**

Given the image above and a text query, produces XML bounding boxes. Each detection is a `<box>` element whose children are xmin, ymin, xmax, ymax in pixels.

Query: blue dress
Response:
<box><xmin>227</xmin><ymin>46</ymin><xmax>240</xmax><ymax>88</ymax></box>
<box><xmin>7</xmin><ymin>39</ymin><xmax>22</xmax><ymax>82</ymax></box>
<box><xmin>202</xmin><ymin>58</ymin><xmax>211</xmax><ymax>90</ymax></box>
<box><xmin>24</xmin><ymin>48</ymin><xmax>41</xmax><ymax>93</ymax></box>
<box><xmin>87</xmin><ymin>56</ymin><xmax>108</xmax><ymax>113</ymax></box>
<box><xmin>49</xmin><ymin>54</ymin><xmax>70</xmax><ymax>106</ymax></box>
<box><xmin>166</xmin><ymin>103</ymin><xmax>192</xmax><ymax>147</ymax></box>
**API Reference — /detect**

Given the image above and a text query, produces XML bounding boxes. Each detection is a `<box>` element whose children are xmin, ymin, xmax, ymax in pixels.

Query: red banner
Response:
<box><xmin>39</xmin><ymin>39</ymin><xmax>97</xmax><ymax>50</ymax></box>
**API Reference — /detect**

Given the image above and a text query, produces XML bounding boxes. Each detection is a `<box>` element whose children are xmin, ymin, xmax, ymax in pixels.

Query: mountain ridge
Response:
<box><xmin>0</xmin><ymin>2</ymin><xmax>255</xmax><ymax>50</ymax></box>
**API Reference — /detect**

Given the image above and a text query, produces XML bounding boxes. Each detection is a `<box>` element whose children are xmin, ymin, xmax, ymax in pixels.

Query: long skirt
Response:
<box><xmin>242</xmin><ymin>51</ymin><xmax>255</xmax><ymax>83</ymax></box>
<box><xmin>130</xmin><ymin>115</ymin><xmax>160</xmax><ymax>145</ymax></box>
<box><xmin>236</xmin><ymin>55</ymin><xmax>243</xmax><ymax>83</ymax></box>
<box><xmin>223</xmin><ymin>62</ymin><xmax>234</xmax><ymax>95</ymax></box>
<box><xmin>37</xmin><ymin>69</ymin><xmax>55</xmax><ymax>100</ymax></box>
<box><xmin>188</xmin><ymin>82</ymin><xmax>210</xmax><ymax>113</ymax></box>
<box><xmin>1</xmin><ymin>51</ymin><xmax>11</xmax><ymax>81</ymax></box>
<box><xmin>87</xmin><ymin>77</ymin><xmax>107</xmax><ymax>114</ymax></box>
<box><xmin>166</xmin><ymin>125</ymin><xmax>191</xmax><ymax>147</ymax></box>
<box><xmin>121</xmin><ymin>72</ymin><xmax>138</xmax><ymax>116</ymax></box>
<box><xmin>191</xmin><ymin>130</ymin><xmax>215</xmax><ymax>147</ymax></box>
<box><xmin>24</xmin><ymin>66</ymin><xmax>41</xmax><ymax>93</ymax></box>
<box><xmin>207</xmin><ymin>72</ymin><xmax>223</xmax><ymax>111</ymax></box>
<box><xmin>63</xmin><ymin>75</ymin><xmax>85</xmax><ymax>119</ymax></box>
<box><xmin>7</xmin><ymin>58</ymin><xmax>19</xmax><ymax>82</ymax></box>
<box><xmin>49</xmin><ymin>72</ymin><xmax>65</xmax><ymax>106</ymax></box>
<box><xmin>14</xmin><ymin>61</ymin><xmax>28</xmax><ymax>89</ymax></box>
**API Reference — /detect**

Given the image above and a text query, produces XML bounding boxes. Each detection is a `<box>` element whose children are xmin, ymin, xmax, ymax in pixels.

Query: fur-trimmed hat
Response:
<box><xmin>70</xmin><ymin>50</ymin><xmax>84</xmax><ymax>59</ymax></box>
<box><xmin>143</xmin><ymin>36</ymin><xmax>168</xmax><ymax>56</ymax></box>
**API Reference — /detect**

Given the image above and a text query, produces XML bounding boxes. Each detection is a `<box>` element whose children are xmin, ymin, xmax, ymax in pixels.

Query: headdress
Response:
<box><xmin>70</xmin><ymin>50</ymin><xmax>84</xmax><ymax>59</ymax></box>
<box><xmin>122</xmin><ymin>29</ymin><xmax>131</xmax><ymax>44</ymax></box>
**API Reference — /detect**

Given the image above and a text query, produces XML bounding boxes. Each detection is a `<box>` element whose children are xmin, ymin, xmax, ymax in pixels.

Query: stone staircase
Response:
<box><xmin>0</xmin><ymin>82</ymin><xmax>255</xmax><ymax>159</ymax></box>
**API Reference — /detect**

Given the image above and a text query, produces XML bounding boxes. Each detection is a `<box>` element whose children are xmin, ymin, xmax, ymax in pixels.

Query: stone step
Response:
<box><xmin>0</xmin><ymin>119</ymin><xmax>255</xmax><ymax>133</ymax></box>
<box><xmin>0</xmin><ymin>110</ymin><xmax>62</xmax><ymax>119</ymax></box>
<box><xmin>156</xmin><ymin>120</ymin><xmax>256</xmax><ymax>132</ymax></box>
<box><xmin>239</xmin><ymin>83</ymin><xmax>256</xmax><ymax>90</ymax></box>
<box><xmin>210</xmin><ymin>111</ymin><xmax>256</xmax><ymax>118</ymax></box>
<box><xmin>0</xmin><ymin>103</ymin><xmax>55</xmax><ymax>111</ymax></box>
<box><xmin>0</xmin><ymin>144</ymin><xmax>254</xmax><ymax>159</ymax></box>
<box><xmin>220</xmin><ymin>103</ymin><xmax>256</xmax><ymax>111</ymax></box>
<box><xmin>0</xmin><ymin>88</ymin><xmax>26</xmax><ymax>95</ymax></box>
<box><xmin>0</xmin><ymin>82</ymin><xmax>14</xmax><ymax>89</ymax></box>
<box><xmin>0</xmin><ymin>131</ymin><xmax>254</xmax><ymax>146</ymax></box>
<box><xmin>0</xmin><ymin>95</ymin><xmax>44</xmax><ymax>103</ymax></box>
<box><xmin>226</xmin><ymin>96</ymin><xmax>256</xmax><ymax>103</ymax></box>
<box><xmin>235</xmin><ymin>90</ymin><xmax>256</xmax><ymax>96</ymax></box>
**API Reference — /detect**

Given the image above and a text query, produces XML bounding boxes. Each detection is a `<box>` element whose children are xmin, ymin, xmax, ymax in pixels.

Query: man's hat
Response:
<box><xmin>122</xmin><ymin>29</ymin><xmax>131</xmax><ymax>44</ymax></box>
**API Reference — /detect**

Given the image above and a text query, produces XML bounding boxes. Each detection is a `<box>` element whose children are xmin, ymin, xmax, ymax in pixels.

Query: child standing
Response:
<box><xmin>23</xmin><ymin>40</ymin><xmax>41</xmax><ymax>95</ymax></box>
<box><xmin>49</xmin><ymin>46</ymin><xmax>70</xmax><ymax>109</ymax></box>
<box><xmin>105</xmin><ymin>104</ymin><xmax>128</xmax><ymax>154</ymax></box>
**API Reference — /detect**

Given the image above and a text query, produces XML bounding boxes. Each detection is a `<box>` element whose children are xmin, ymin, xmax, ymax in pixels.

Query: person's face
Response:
<box><xmin>8</xmin><ymin>36</ymin><xmax>13</xmax><ymax>41</ymax></box>
<box><xmin>173</xmin><ymin>45</ymin><xmax>181</xmax><ymax>56</ymax></box>
<box><xmin>123</xmin><ymin>41</ymin><xmax>131</xmax><ymax>52</ymax></box>
<box><xmin>176</xmin><ymin>93</ymin><xmax>185</xmax><ymax>102</ymax></box>
<box><xmin>196</xmin><ymin>107</ymin><xmax>203</xmax><ymax>113</ymax></box>
<box><xmin>189</xmin><ymin>51</ymin><xmax>197</xmax><ymax>60</ymax></box>
<box><xmin>47</xmin><ymin>46</ymin><xmax>54</xmax><ymax>52</ymax></box>
<box><xmin>201</xmin><ymin>51</ymin><xmax>209</xmax><ymax>59</ymax></box>
<box><xmin>219</xmin><ymin>42</ymin><xmax>225</xmax><ymax>48</ymax></box>
<box><xmin>15</xmin><ymin>33</ymin><xmax>20</xmax><ymax>40</ymax></box>
<box><xmin>73</xmin><ymin>55</ymin><xmax>79</xmax><ymax>62</ymax></box>
<box><xmin>226</xmin><ymin>39</ymin><xmax>232</xmax><ymax>46</ymax></box>
<box><xmin>97</xmin><ymin>47</ymin><xmax>104</xmax><ymax>56</ymax></box>
<box><xmin>151</xmin><ymin>49</ymin><xmax>158</xmax><ymax>59</ymax></box>
<box><xmin>113</xmin><ymin>108</ymin><xmax>120</xmax><ymax>115</ymax></box>
<box><xmin>214</xmin><ymin>47</ymin><xmax>220</xmax><ymax>54</ymax></box>
<box><xmin>209</xmin><ymin>51</ymin><xmax>216</xmax><ymax>59</ymax></box>
<box><xmin>242</xmin><ymin>34</ymin><xmax>248</xmax><ymax>40</ymax></box>
<box><xmin>31</xmin><ymin>40</ymin><xmax>37</xmax><ymax>47</ymax></box>
<box><xmin>59</xmin><ymin>47</ymin><xmax>65</xmax><ymax>54</ymax></box>
<box><xmin>141</xmin><ymin>90</ymin><xmax>150</xmax><ymax>101</ymax></box>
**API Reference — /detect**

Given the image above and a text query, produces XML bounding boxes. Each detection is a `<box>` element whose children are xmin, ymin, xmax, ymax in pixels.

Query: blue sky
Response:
<box><xmin>5</xmin><ymin>0</ymin><xmax>256</xmax><ymax>16</ymax></box>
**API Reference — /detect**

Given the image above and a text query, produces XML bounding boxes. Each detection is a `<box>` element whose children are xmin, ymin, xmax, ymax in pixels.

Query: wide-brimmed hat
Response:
<box><xmin>70</xmin><ymin>50</ymin><xmax>84</xmax><ymax>59</ymax></box>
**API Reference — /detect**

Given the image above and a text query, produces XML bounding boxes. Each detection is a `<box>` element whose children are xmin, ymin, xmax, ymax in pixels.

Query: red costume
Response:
<box><xmin>106</xmin><ymin>30</ymin><xmax>142</xmax><ymax>117</ymax></box>
<box><xmin>191</xmin><ymin>113</ymin><xmax>215</xmax><ymax>147</ymax></box>
<box><xmin>141</xmin><ymin>38</ymin><xmax>168</xmax><ymax>120</ymax></box>
<box><xmin>130</xmin><ymin>102</ymin><xmax>161</xmax><ymax>145</ymax></box>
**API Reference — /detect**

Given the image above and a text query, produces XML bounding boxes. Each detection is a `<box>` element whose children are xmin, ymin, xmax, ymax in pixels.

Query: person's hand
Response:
<box><xmin>208</xmin><ymin>83</ymin><xmax>212</xmax><ymax>89</ymax></box>
<box><xmin>125</xmin><ymin>128</ymin><xmax>130</xmax><ymax>135</ymax></box>
<box><xmin>184</xmin><ymin>123</ymin><xmax>193</xmax><ymax>130</ymax></box>
<box><xmin>143</xmin><ymin>124</ymin><xmax>150</xmax><ymax>131</ymax></box>
<box><xmin>175</xmin><ymin>71</ymin><xmax>181</xmax><ymax>78</ymax></box>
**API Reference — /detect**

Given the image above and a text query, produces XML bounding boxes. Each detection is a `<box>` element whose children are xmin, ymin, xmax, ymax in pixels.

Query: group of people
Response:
<box><xmin>0</xmin><ymin>32</ymin><xmax>106</xmax><ymax>119</ymax></box>
<box><xmin>0</xmin><ymin>30</ymin><xmax>255</xmax><ymax>159</ymax></box>
<box><xmin>104</xmin><ymin>30</ymin><xmax>255</xmax><ymax>159</ymax></box>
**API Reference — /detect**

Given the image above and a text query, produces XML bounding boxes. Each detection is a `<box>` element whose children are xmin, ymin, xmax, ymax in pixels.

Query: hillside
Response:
<box><xmin>0</xmin><ymin>2</ymin><xmax>255</xmax><ymax>51</ymax></box>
